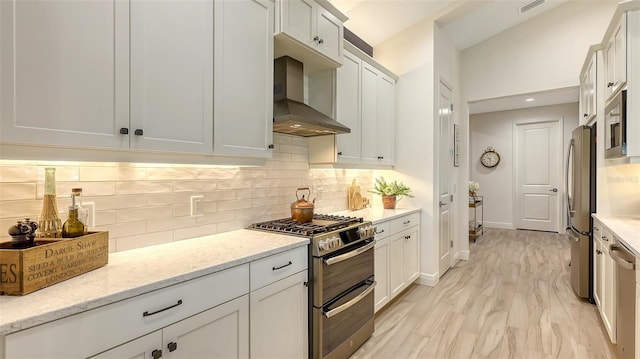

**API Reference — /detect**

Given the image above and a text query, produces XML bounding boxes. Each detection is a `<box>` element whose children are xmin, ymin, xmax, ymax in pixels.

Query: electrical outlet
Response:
<box><xmin>84</xmin><ymin>202</ymin><xmax>96</xmax><ymax>229</ymax></box>
<box><xmin>191</xmin><ymin>195</ymin><xmax>204</xmax><ymax>217</ymax></box>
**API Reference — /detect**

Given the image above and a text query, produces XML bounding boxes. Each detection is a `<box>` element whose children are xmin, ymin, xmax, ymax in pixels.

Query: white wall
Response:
<box><xmin>461</xmin><ymin>1</ymin><xmax>617</xmax><ymax>103</ymax></box>
<box><xmin>372</xmin><ymin>15</ymin><xmax>463</xmax><ymax>284</ymax></box>
<box><xmin>469</xmin><ymin>103</ymin><xmax>579</xmax><ymax>229</ymax></box>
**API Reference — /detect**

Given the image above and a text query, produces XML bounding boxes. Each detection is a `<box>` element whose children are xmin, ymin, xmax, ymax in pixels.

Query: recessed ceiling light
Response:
<box><xmin>525</xmin><ymin>98</ymin><xmax>535</xmax><ymax>102</ymax></box>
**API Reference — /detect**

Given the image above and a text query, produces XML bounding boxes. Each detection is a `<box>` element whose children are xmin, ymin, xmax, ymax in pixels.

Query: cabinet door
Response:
<box><xmin>89</xmin><ymin>331</ymin><xmax>162</xmax><ymax>359</ymax></box>
<box><xmin>213</xmin><ymin>0</ymin><xmax>274</xmax><ymax>157</ymax></box>
<box><xmin>335</xmin><ymin>51</ymin><xmax>362</xmax><ymax>163</ymax></box>
<box><xmin>377</xmin><ymin>74</ymin><xmax>396</xmax><ymax>165</ymax></box>
<box><xmin>605</xmin><ymin>37</ymin><xmax>616</xmax><ymax>98</ymax></box>
<box><xmin>361</xmin><ymin>63</ymin><xmax>379</xmax><ymax>164</ymax></box>
<box><xmin>250</xmin><ymin>270</ymin><xmax>308</xmax><ymax>359</ymax></box>
<box><xmin>279</xmin><ymin>0</ymin><xmax>315</xmax><ymax>47</ymax></box>
<box><xmin>603</xmin><ymin>240</ymin><xmax>617</xmax><ymax>343</ymax></box>
<box><xmin>389</xmin><ymin>233</ymin><xmax>405</xmax><ymax>297</ymax></box>
<box><xmin>316</xmin><ymin>6</ymin><xmax>343</xmax><ymax>63</ymax></box>
<box><xmin>593</xmin><ymin>238</ymin><xmax>603</xmax><ymax>308</ymax></box>
<box><xmin>403</xmin><ymin>229</ymin><xmax>419</xmax><ymax>284</ymax></box>
<box><xmin>163</xmin><ymin>295</ymin><xmax>249</xmax><ymax>359</ymax></box>
<box><xmin>129</xmin><ymin>0</ymin><xmax>213</xmax><ymax>153</ymax></box>
<box><xmin>0</xmin><ymin>0</ymin><xmax>129</xmax><ymax>149</ymax></box>
<box><xmin>588</xmin><ymin>53</ymin><xmax>597</xmax><ymax>121</ymax></box>
<box><xmin>614</xmin><ymin>15</ymin><xmax>627</xmax><ymax>93</ymax></box>
<box><xmin>374</xmin><ymin>237</ymin><xmax>390</xmax><ymax>312</ymax></box>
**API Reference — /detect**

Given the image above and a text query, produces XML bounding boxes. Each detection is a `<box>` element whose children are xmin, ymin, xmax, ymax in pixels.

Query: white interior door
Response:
<box><xmin>514</xmin><ymin>120</ymin><xmax>562</xmax><ymax>232</ymax></box>
<box><xmin>438</xmin><ymin>81</ymin><xmax>453</xmax><ymax>277</ymax></box>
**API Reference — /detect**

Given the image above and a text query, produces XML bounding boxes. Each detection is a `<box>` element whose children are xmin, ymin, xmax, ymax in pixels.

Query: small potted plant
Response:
<box><xmin>369</xmin><ymin>177</ymin><xmax>414</xmax><ymax>209</ymax></box>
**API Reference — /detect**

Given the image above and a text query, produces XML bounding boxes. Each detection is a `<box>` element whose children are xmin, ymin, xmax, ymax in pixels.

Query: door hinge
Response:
<box><xmin>450</xmin><ymin>104</ymin><xmax>453</xmax><ymax>112</ymax></box>
<box><xmin>450</xmin><ymin>240</ymin><xmax>453</xmax><ymax>248</ymax></box>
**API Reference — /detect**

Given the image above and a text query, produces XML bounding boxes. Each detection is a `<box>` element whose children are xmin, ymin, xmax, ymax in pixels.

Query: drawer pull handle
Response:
<box><xmin>152</xmin><ymin>349</ymin><xmax>163</xmax><ymax>359</ymax></box>
<box><xmin>602</xmin><ymin>235</ymin><xmax>608</xmax><ymax>242</ymax></box>
<box><xmin>403</xmin><ymin>220</ymin><xmax>411</xmax><ymax>225</ymax></box>
<box><xmin>167</xmin><ymin>342</ymin><xmax>178</xmax><ymax>352</ymax></box>
<box><xmin>376</xmin><ymin>229</ymin><xmax>385</xmax><ymax>234</ymax></box>
<box><xmin>405</xmin><ymin>235</ymin><xmax>411</xmax><ymax>240</ymax></box>
<box><xmin>272</xmin><ymin>261</ymin><xmax>292</xmax><ymax>271</ymax></box>
<box><xmin>143</xmin><ymin>299</ymin><xmax>183</xmax><ymax>317</ymax></box>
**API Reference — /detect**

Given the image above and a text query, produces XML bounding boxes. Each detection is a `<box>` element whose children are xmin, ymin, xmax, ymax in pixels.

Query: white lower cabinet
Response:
<box><xmin>374</xmin><ymin>225</ymin><xmax>390</xmax><ymax>312</ymax></box>
<box><xmin>90</xmin><ymin>295</ymin><xmax>249</xmax><ymax>359</ymax></box>
<box><xmin>2</xmin><ymin>246</ymin><xmax>309</xmax><ymax>359</ymax></box>
<box><xmin>250</xmin><ymin>270</ymin><xmax>308</xmax><ymax>359</ymax></box>
<box><xmin>593</xmin><ymin>218</ymin><xmax>616</xmax><ymax>343</ymax></box>
<box><xmin>373</xmin><ymin>212</ymin><xmax>420</xmax><ymax>313</ymax></box>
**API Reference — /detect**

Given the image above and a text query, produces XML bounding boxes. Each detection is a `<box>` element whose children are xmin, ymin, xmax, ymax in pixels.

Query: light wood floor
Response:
<box><xmin>352</xmin><ymin>228</ymin><xmax>616</xmax><ymax>358</ymax></box>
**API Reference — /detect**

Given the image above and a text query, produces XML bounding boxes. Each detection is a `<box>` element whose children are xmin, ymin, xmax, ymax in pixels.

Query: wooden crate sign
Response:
<box><xmin>0</xmin><ymin>231</ymin><xmax>109</xmax><ymax>295</ymax></box>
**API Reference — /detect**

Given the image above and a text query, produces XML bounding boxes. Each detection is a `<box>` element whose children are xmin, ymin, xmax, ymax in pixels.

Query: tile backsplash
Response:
<box><xmin>0</xmin><ymin>134</ymin><xmax>374</xmax><ymax>252</ymax></box>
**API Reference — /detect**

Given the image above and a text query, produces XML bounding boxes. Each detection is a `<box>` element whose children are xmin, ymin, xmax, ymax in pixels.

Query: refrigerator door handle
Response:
<box><xmin>565</xmin><ymin>139</ymin><xmax>575</xmax><ymax>221</ymax></box>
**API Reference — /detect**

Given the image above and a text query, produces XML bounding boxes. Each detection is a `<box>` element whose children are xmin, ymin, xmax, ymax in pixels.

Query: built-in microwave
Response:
<box><xmin>605</xmin><ymin>90</ymin><xmax>627</xmax><ymax>158</ymax></box>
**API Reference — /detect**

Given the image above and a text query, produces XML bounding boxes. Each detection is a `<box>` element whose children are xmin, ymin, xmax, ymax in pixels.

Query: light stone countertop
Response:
<box><xmin>0</xmin><ymin>229</ymin><xmax>307</xmax><ymax>336</ymax></box>
<box><xmin>592</xmin><ymin>214</ymin><xmax>640</xmax><ymax>257</ymax></box>
<box><xmin>334</xmin><ymin>207</ymin><xmax>422</xmax><ymax>224</ymax></box>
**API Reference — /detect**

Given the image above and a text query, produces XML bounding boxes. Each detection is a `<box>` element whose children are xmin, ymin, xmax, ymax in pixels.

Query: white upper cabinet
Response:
<box><xmin>0</xmin><ymin>0</ymin><xmax>130</xmax><ymax>149</ymax></box>
<box><xmin>334</xmin><ymin>50</ymin><xmax>362</xmax><ymax>163</ymax></box>
<box><xmin>361</xmin><ymin>63</ymin><xmax>395</xmax><ymax>166</ymax></box>
<box><xmin>213</xmin><ymin>0</ymin><xmax>274</xmax><ymax>157</ymax></box>
<box><xmin>130</xmin><ymin>0</ymin><xmax>213</xmax><ymax>153</ymax></box>
<box><xmin>579</xmin><ymin>51</ymin><xmax>597</xmax><ymax>125</ymax></box>
<box><xmin>0</xmin><ymin>0</ymin><xmax>274</xmax><ymax>160</ymax></box>
<box><xmin>604</xmin><ymin>13</ymin><xmax>627</xmax><ymax>101</ymax></box>
<box><xmin>274</xmin><ymin>0</ymin><xmax>347</xmax><ymax>70</ymax></box>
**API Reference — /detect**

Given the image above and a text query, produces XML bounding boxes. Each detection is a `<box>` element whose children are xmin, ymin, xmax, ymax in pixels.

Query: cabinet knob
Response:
<box><xmin>119</xmin><ymin>128</ymin><xmax>129</xmax><ymax>135</ymax></box>
<box><xmin>607</xmin><ymin>82</ymin><xmax>614</xmax><ymax>88</ymax></box>
<box><xmin>268</xmin><ymin>144</ymin><xmax>274</xmax><ymax>149</ymax></box>
<box><xmin>313</xmin><ymin>36</ymin><xmax>319</xmax><ymax>42</ymax></box>
<box><xmin>134</xmin><ymin>129</ymin><xmax>144</xmax><ymax>136</ymax></box>
<box><xmin>152</xmin><ymin>349</ymin><xmax>163</xmax><ymax>359</ymax></box>
<box><xmin>583</xmin><ymin>114</ymin><xmax>588</xmax><ymax>118</ymax></box>
<box><xmin>318</xmin><ymin>38</ymin><xmax>324</xmax><ymax>44</ymax></box>
<box><xmin>596</xmin><ymin>249</ymin><xmax>602</xmax><ymax>255</ymax></box>
<box><xmin>405</xmin><ymin>235</ymin><xmax>411</xmax><ymax>240</ymax></box>
<box><xmin>337</xmin><ymin>152</ymin><xmax>343</xmax><ymax>156</ymax></box>
<box><xmin>602</xmin><ymin>235</ymin><xmax>608</xmax><ymax>242</ymax></box>
<box><xmin>377</xmin><ymin>156</ymin><xmax>384</xmax><ymax>160</ymax></box>
<box><xmin>167</xmin><ymin>342</ymin><xmax>178</xmax><ymax>352</ymax></box>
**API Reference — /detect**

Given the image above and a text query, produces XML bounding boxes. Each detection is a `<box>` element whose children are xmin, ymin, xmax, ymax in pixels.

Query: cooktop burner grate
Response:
<box><xmin>249</xmin><ymin>214</ymin><xmax>363</xmax><ymax>237</ymax></box>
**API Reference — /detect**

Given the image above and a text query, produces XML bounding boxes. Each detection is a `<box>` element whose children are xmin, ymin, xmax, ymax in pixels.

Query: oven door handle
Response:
<box><xmin>324</xmin><ymin>281</ymin><xmax>376</xmax><ymax>319</ymax></box>
<box><xmin>323</xmin><ymin>241</ymin><xmax>375</xmax><ymax>266</ymax></box>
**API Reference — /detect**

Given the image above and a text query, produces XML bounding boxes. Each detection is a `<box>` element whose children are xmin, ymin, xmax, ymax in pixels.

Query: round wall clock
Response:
<box><xmin>480</xmin><ymin>147</ymin><xmax>500</xmax><ymax>168</ymax></box>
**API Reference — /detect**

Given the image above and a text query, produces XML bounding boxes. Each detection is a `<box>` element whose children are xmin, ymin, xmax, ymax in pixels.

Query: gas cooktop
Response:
<box><xmin>248</xmin><ymin>214</ymin><xmax>363</xmax><ymax>237</ymax></box>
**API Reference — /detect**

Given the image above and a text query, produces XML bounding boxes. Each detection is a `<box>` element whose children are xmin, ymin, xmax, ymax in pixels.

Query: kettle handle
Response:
<box><xmin>296</xmin><ymin>187</ymin><xmax>311</xmax><ymax>200</ymax></box>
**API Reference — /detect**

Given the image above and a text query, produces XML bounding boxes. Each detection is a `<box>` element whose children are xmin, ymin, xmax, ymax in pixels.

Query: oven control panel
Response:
<box><xmin>314</xmin><ymin>221</ymin><xmax>374</xmax><ymax>255</ymax></box>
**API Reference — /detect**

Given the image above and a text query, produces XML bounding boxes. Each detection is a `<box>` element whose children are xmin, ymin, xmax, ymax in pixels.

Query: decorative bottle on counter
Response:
<box><xmin>62</xmin><ymin>194</ymin><xmax>85</xmax><ymax>238</ymax></box>
<box><xmin>37</xmin><ymin>167</ymin><xmax>62</xmax><ymax>238</ymax></box>
<box><xmin>72</xmin><ymin>187</ymin><xmax>88</xmax><ymax>234</ymax></box>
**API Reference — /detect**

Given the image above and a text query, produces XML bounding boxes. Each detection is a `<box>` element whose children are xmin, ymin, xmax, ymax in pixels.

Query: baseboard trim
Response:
<box><xmin>483</xmin><ymin>221</ymin><xmax>513</xmax><ymax>229</ymax></box>
<box><xmin>417</xmin><ymin>272</ymin><xmax>439</xmax><ymax>287</ymax></box>
<box><xmin>459</xmin><ymin>250</ymin><xmax>470</xmax><ymax>260</ymax></box>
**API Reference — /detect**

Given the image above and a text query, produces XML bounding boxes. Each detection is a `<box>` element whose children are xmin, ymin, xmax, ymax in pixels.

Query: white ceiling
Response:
<box><xmin>330</xmin><ymin>0</ymin><xmax>569</xmax><ymax>50</ymax></box>
<box><xmin>467</xmin><ymin>86</ymin><xmax>579</xmax><ymax>114</ymax></box>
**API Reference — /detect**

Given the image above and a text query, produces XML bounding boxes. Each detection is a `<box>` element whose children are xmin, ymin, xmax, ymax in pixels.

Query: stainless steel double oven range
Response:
<box><xmin>249</xmin><ymin>214</ymin><xmax>376</xmax><ymax>359</ymax></box>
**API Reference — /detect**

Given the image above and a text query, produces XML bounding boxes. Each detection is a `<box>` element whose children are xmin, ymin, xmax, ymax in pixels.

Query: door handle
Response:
<box><xmin>550</xmin><ymin>188</ymin><xmax>558</xmax><ymax>192</ymax></box>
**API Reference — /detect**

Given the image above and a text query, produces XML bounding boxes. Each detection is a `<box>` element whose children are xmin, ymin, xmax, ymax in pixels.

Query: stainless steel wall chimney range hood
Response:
<box><xmin>273</xmin><ymin>56</ymin><xmax>350</xmax><ymax>137</ymax></box>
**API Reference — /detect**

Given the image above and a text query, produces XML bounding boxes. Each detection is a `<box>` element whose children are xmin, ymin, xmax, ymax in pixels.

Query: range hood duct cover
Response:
<box><xmin>273</xmin><ymin>56</ymin><xmax>351</xmax><ymax>137</ymax></box>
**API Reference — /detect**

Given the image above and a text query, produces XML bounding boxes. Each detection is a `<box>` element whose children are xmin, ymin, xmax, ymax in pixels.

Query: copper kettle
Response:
<box><xmin>291</xmin><ymin>187</ymin><xmax>316</xmax><ymax>223</ymax></box>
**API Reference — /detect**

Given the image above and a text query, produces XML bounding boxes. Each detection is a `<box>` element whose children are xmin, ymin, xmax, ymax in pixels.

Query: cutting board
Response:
<box><xmin>348</xmin><ymin>179</ymin><xmax>367</xmax><ymax>210</ymax></box>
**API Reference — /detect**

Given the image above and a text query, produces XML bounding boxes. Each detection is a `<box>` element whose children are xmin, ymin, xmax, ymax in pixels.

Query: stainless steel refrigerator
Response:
<box><xmin>566</xmin><ymin>125</ymin><xmax>596</xmax><ymax>300</ymax></box>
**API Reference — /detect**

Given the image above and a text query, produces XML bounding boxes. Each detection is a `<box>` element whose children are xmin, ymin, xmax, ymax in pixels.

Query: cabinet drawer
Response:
<box><xmin>374</xmin><ymin>221</ymin><xmax>390</xmax><ymax>240</ymax></box>
<box><xmin>5</xmin><ymin>264</ymin><xmax>249</xmax><ymax>358</ymax></box>
<box><xmin>390</xmin><ymin>212</ymin><xmax>420</xmax><ymax>234</ymax></box>
<box><xmin>250</xmin><ymin>246</ymin><xmax>307</xmax><ymax>291</ymax></box>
